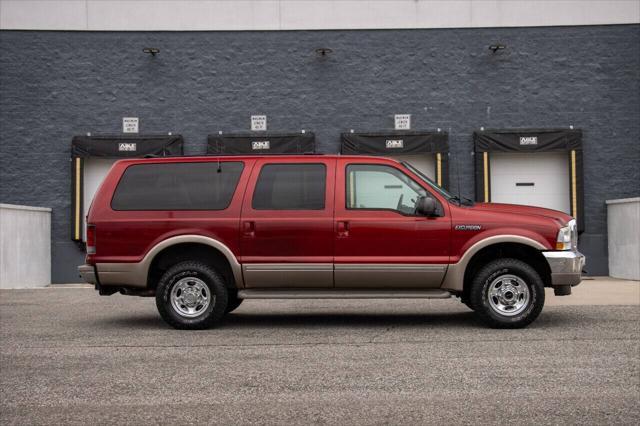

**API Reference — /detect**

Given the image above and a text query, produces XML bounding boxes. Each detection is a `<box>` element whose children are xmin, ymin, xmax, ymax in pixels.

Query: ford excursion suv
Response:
<box><xmin>79</xmin><ymin>155</ymin><xmax>585</xmax><ymax>329</ymax></box>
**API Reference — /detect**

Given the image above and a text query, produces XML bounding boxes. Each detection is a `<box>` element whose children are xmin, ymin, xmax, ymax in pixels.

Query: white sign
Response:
<box><xmin>252</xmin><ymin>141</ymin><xmax>270</xmax><ymax>150</ymax></box>
<box><xmin>386</xmin><ymin>139</ymin><xmax>404</xmax><ymax>149</ymax></box>
<box><xmin>394</xmin><ymin>114</ymin><xmax>411</xmax><ymax>130</ymax></box>
<box><xmin>251</xmin><ymin>115</ymin><xmax>267</xmax><ymax>131</ymax></box>
<box><xmin>519</xmin><ymin>136</ymin><xmax>538</xmax><ymax>145</ymax></box>
<box><xmin>122</xmin><ymin>117</ymin><xmax>139</xmax><ymax>133</ymax></box>
<box><xmin>118</xmin><ymin>142</ymin><xmax>137</xmax><ymax>152</ymax></box>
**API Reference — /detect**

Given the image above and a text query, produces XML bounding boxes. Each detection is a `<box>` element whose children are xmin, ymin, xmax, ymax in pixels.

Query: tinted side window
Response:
<box><xmin>252</xmin><ymin>164</ymin><xmax>326</xmax><ymax>210</ymax></box>
<box><xmin>111</xmin><ymin>162</ymin><xmax>244</xmax><ymax>210</ymax></box>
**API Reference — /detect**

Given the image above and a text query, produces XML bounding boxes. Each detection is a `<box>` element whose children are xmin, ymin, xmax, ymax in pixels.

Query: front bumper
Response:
<box><xmin>78</xmin><ymin>264</ymin><xmax>97</xmax><ymax>285</ymax></box>
<box><xmin>542</xmin><ymin>250</ymin><xmax>586</xmax><ymax>287</ymax></box>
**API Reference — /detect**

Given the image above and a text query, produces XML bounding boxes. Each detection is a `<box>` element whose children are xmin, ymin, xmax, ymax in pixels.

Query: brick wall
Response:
<box><xmin>1</xmin><ymin>25</ymin><xmax>638</xmax><ymax>281</ymax></box>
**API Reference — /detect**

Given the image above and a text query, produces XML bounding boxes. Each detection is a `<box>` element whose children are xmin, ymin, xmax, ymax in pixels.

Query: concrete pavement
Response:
<box><xmin>544</xmin><ymin>277</ymin><xmax>640</xmax><ymax>305</ymax></box>
<box><xmin>1</xmin><ymin>280</ymin><xmax>639</xmax><ymax>425</ymax></box>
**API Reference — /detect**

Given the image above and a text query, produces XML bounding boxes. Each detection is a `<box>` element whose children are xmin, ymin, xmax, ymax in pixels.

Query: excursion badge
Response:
<box><xmin>455</xmin><ymin>224</ymin><xmax>482</xmax><ymax>231</ymax></box>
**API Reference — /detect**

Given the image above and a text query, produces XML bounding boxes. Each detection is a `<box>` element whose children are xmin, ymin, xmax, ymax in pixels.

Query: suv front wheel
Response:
<box><xmin>469</xmin><ymin>258</ymin><xmax>545</xmax><ymax>329</ymax></box>
<box><xmin>155</xmin><ymin>261</ymin><xmax>228</xmax><ymax>330</ymax></box>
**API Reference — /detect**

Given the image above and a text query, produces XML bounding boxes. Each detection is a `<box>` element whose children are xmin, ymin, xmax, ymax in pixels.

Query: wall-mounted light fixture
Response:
<box><xmin>489</xmin><ymin>44</ymin><xmax>506</xmax><ymax>53</ymax></box>
<box><xmin>143</xmin><ymin>47</ymin><xmax>160</xmax><ymax>56</ymax></box>
<box><xmin>315</xmin><ymin>47</ymin><xmax>333</xmax><ymax>57</ymax></box>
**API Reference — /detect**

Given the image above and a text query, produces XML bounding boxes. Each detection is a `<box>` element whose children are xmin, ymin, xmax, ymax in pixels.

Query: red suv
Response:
<box><xmin>79</xmin><ymin>155</ymin><xmax>585</xmax><ymax>329</ymax></box>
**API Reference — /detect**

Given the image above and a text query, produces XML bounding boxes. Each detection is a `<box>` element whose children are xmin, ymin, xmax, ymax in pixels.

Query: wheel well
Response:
<box><xmin>147</xmin><ymin>243</ymin><xmax>236</xmax><ymax>290</ymax></box>
<box><xmin>462</xmin><ymin>243</ymin><xmax>552</xmax><ymax>301</ymax></box>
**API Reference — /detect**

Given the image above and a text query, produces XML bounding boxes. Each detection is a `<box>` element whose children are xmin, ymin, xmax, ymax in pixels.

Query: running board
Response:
<box><xmin>237</xmin><ymin>289</ymin><xmax>452</xmax><ymax>299</ymax></box>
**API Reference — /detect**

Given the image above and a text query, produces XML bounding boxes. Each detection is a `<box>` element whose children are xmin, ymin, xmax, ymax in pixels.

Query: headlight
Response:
<box><xmin>556</xmin><ymin>219</ymin><xmax>577</xmax><ymax>250</ymax></box>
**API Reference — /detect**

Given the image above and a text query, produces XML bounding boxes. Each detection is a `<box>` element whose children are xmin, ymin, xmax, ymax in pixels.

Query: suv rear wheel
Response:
<box><xmin>469</xmin><ymin>258</ymin><xmax>545</xmax><ymax>328</ymax></box>
<box><xmin>155</xmin><ymin>261</ymin><xmax>228</xmax><ymax>330</ymax></box>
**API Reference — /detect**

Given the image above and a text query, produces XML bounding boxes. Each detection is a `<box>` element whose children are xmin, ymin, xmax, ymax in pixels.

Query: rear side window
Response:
<box><xmin>252</xmin><ymin>163</ymin><xmax>326</xmax><ymax>210</ymax></box>
<box><xmin>111</xmin><ymin>162</ymin><xmax>244</xmax><ymax>211</ymax></box>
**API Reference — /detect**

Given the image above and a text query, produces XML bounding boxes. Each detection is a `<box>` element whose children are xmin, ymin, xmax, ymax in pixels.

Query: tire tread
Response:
<box><xmin>155</xmin><ymin>261</ymin><xmax>228</xmax><ymax>330</ymax></box>
<box><xmin>469</xmin><ymin>258</ymin><xmax>545</xmax><ymax>329</ymax></box>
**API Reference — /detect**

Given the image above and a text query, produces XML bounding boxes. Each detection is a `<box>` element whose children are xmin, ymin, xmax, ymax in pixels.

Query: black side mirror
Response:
<box><xmin>416</xmin><ymin>196</ymin><xmax>437</xmax><ymax>216</ymax></box>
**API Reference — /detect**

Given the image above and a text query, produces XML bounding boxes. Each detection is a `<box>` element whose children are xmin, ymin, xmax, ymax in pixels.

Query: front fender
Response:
<box><xmin>455</xmin><ymin>227</ymin><xmax>553</xmax><ymax>263</ymax></box>
<box><xmin>441</xmin><ymin>234</ymin><xmax>548</xmax><ymax>292</ymax></box>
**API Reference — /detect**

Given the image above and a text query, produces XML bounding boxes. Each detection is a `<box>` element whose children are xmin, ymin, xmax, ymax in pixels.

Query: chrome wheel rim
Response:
<box><xmin>487</xmin><ymin>274</ymin><xmax>530</xmax><ymax>316</ymax></box>
<box><xmin>170</xmin><ymin>277</ymin><xmax>212</xmax><ymax>318</ymax></box>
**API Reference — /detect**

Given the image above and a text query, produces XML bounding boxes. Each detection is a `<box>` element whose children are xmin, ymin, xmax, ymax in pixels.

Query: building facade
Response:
<box><xmin>1</xmin><ymin>1</ymin><xmax>639</xmax><ymax>282</ymax></box>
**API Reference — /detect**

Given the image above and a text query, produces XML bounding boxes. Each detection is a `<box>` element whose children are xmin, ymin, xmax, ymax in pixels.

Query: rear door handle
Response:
<box><xmin>243</xmin><ymin>221</ymin><xmax>255</xmax><ymax>238</ymax></box>
<box><xmin>337</xmin><ymin>221</ymin><xmax>349</xmax><ymax>238</ymax></box>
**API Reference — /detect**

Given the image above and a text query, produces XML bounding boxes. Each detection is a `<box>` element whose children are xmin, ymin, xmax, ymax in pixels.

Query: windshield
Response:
<box><xmin>401</xmin><ymin>161</ymin><xmax>454</xmax><ymax>199</ymax></box>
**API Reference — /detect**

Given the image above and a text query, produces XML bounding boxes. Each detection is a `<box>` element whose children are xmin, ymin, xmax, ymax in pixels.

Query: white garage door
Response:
<box><xmin>82</xmin><ymin>158</ymin><xmax>117</xmax><ymax>240</ymax></box>
<box><xmin>387</xmin><ymin>154</ymin><xmax>436</xmax><ymax>181</ymax></box>
<box><xmin>490</xmin><ymin>152</ymin><xmax>570</xmax><ymax>214</ymax></box>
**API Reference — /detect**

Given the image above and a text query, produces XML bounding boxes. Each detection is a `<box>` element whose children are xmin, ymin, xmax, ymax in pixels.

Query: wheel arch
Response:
<box><xmin>441</xmin><ymin>235</ymin><xmax>549</xmax><ymax>293</ymax></box>
<box><xmin>144</xmin><ymin>235</ymin><xmax>243</xmax><ymax>289</ymax></box>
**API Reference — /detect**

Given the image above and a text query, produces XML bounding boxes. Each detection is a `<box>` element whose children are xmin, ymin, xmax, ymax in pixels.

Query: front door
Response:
<box><xmin>240</xmin><ymin>159</ymin><xmax>336</xmax><ymax>288</ymax></box>
<box><xmin>334</xmin><ymin>159</ymin><xmax>450</xmax><ymax>288</ymax></box>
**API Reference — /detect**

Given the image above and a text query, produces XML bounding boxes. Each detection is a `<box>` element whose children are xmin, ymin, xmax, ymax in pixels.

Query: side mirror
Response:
<box><xmin>416</xmin><ymin>196</ymin><xmax>437</xmax><ymax>216</ymax></box>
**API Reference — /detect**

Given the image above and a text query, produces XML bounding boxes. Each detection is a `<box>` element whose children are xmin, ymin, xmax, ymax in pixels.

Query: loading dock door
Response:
<box><xmin>340</xmin><ymin>131</ymin><xmax>449</xmax><ymax>189</ymax></box>
<box><xmin>474</xmin><ymin>128</ymin><xmax>584</xmax><ymax>231</ymax></box>
<box><xmin>388</xmin><ymin>154</ymin><xmax>436</xmax><ymax>181</ymax></box>
<box><xmin>82</xmin><ymin>158</ymin><xmax>117</xmax><ymax>240</ymax></box>
<box><xmin>490</xmin><ymin>152</ymin><xmax>570</xmax><ymax>214</ymax></box>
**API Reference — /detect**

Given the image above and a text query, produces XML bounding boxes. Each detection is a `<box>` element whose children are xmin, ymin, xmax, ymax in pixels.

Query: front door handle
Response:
<box><xmin>243</xmin><ymin>221</ymin><xmax>255</xmax><ymax>238</ymax></box>
<box><xmin>337</xmin><ymin>221</ymin><xmax>349</xmax><ymax>238</ymax></box>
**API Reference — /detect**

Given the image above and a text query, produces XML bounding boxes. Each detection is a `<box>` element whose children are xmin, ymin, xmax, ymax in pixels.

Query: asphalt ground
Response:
<box><xmin>1</xmin><ymin>281</ymin><xmax>639</xmax><ymax>425</ymax></box>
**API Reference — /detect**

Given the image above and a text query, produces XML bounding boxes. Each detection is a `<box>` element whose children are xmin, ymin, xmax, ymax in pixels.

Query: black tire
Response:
<box><xmin>225</xmin><ymin>290</ymin><xmax>244</xmax><ymax>314</ymax></box>
<box><xmin>155</xmin><ymin>261</ymin><xmax>228</xmax><ymax>330</ymax></box>
<box><xmin>469</xmin><ymin>258</ymin><xmax>545</xmax><ymax>329</ymax></box>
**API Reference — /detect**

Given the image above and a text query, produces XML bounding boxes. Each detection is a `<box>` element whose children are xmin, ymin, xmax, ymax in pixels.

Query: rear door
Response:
<box><xmin>240</xmin><ymin>158</ymin><xmax>336</xmax><ymax>288</ymax></box>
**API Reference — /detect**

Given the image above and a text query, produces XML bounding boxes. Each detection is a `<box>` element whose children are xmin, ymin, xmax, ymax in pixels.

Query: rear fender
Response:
<box><xmin>96</xmin><ymin>235</ymin><xmax>243</xmax><ymax>288</ymax></box>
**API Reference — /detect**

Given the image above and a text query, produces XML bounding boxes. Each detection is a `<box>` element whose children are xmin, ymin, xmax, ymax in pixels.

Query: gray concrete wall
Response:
<box><xmin>0</xmin><ymin>204</ymin><xmax>51</xmax><ymax>288</ymax></box>
<box><xmin>1</xmin><ymin>25</ymin><xmax>639</xmax><ymax>282</ymax></box>
<box><xmin>607</xmin><ymin>198</ymin><xmax>640</xmax><ymax>281</ymax></box>
<box><xmin>2</xmin><ymin>0</ymin><xmax>638</xmax><ymax>31</ymax></box>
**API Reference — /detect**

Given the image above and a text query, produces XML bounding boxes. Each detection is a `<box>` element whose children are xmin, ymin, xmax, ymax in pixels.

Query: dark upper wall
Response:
<box><xmin>1</xmin><ymin>25</ymin><xmax>639</xmax><ymax>281</ymax></box>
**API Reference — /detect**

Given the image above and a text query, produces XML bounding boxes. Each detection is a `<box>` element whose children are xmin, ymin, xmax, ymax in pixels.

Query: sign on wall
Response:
<box><xmin>122</xmin><ymin>117</ymin><xmax>139</xmax><ymax>133</ymax></box>
<box><xmin>251</xmin><ymin>115</ymin><xmax>267</xmax><ymax>131</ymax></box>
<box><xmin>519</xmin><ymin>136</ymin><xmax>538</xmax><ymax>145</ymax></box>
<box><xmin>385</xmin><ymin>139</ymin><xmax>404</xmax><ymax>149</ymax></box>
<box><xmin>118</xmin><ymin>142</ymin><xmax>137</xmax><ymax>152</ymax></box>
<box><xmin>394</xmin><ymin>114</ymin><xmax>411</xmax><ymax>130</ymax></box>
<box><xmin>251</xmin><ymin>140</ymin><xmax>270</xmax><ymax>150</ymax></box>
